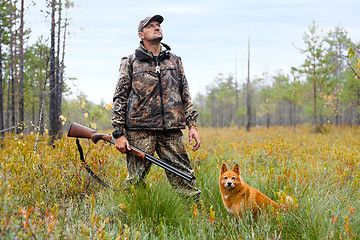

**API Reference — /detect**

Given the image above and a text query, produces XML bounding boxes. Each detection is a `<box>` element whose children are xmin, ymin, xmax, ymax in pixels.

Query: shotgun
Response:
<box><xmin>67</xmin><ymin>122</ymin><xmax>194</xmax><ymax>182</ymax></box>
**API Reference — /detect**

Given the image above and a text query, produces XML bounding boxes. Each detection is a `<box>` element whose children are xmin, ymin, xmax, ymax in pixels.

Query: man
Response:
<box><xmin>111</xmin><ymin>15</ymin><xmax>201</xmax><ymax>200</ymax></box>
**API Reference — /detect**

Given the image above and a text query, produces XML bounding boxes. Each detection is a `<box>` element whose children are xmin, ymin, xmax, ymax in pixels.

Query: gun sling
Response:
<box><xmin>75</xmin><ymin>138</ymin><xmax>117</xmax><ymax>191</ymax></box>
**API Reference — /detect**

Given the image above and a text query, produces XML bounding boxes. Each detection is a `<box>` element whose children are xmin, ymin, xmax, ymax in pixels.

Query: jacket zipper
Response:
<box><xmin>155</xmin><ymin>58</ymin><xmax>166</xmax><ymax>130</ymax></box>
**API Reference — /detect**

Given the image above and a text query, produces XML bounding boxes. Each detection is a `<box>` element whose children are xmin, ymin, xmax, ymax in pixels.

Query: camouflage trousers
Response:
<box><xmin>125</xmin><ymin>129</ymin><xmax>201</xmax><ymax>199</ymax></box>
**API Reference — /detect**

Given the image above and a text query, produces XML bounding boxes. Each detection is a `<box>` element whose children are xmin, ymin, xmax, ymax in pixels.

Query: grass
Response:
<box><xmin>0</xmin><ymin>125</ymin><xmax>359</xmax><ymax>239</ymax></box>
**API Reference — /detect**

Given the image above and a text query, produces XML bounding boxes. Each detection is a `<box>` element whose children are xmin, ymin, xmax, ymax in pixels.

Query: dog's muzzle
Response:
<box><xmin>225</xmin><ymin>181</ymin><xmax>234</xmax><ymax>188</ymax></box>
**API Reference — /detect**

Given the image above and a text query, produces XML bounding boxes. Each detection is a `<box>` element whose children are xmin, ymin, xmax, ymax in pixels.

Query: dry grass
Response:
<box><xmin>0</xmin><ymin>125</ymin><xmax>359</xmax><ymax>239</ymax></box>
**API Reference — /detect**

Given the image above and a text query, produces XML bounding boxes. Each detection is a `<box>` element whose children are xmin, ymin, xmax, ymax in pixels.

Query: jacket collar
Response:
<box><xmin>135</xmin><ymin>41</ymin><xmax>171</xmax><ymax>62</ymax></box>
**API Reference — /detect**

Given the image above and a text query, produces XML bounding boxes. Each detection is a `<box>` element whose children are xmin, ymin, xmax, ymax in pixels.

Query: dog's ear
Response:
<box><xmin>232</xmin><ymin>163</ymin><xmax>240</xmax><ymax>175</ymax></box>
<box><xmin>221</xmin><ymin>163</ymin><xmax>228</xmax><ymax>173</ymax></box>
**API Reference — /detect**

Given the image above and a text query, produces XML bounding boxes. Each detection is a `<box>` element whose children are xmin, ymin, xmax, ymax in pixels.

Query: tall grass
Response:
<box><xmin>0</xmin><ymin>125</ymin><xmax>359</xmax><ymax>239</ymax></box>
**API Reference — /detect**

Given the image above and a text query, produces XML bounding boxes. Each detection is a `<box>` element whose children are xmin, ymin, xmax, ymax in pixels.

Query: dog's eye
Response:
<box><xmin>232</xmin><ymin>177</ymin><xmax>236</xmax><ymax>180</ymax></box>
<box><xmin>224</xmin><ymin>177</ymin><xmax>227</xmax><ymax>180</ymax></box>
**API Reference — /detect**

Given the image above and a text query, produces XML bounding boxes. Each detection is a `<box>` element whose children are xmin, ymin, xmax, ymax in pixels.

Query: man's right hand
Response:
<box><xmin>115</xmin><ymin>136</ymin><xmax>131</xmax><ymax>154</ymax></box>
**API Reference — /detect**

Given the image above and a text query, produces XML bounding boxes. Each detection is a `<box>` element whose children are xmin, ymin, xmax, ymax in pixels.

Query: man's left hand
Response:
<box><xmin>189</xmin><ymin>128</ymin><xmax>201</xmax><ymax>151</ymax></box>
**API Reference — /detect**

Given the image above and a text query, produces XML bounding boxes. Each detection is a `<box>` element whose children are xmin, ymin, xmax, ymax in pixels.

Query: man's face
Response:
<box><xmin>139</xmin><ymin>21</ymin><xmax>163</xmax><ymax>42</ymax></box>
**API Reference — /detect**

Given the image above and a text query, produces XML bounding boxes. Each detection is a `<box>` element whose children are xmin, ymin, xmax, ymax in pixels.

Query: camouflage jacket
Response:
<box><xmin>111</xmin><ymin>42</ymin><xmax>198</xmax><ymax>132</ymax></box>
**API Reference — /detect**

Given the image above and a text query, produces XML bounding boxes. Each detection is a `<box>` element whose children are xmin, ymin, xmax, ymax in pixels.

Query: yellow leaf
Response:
<box><xmin>84</xmin><ymin>113</ymin><xmax>88</xmax><ymax>119</ymax></box>
<box><xmin>348</xmin><ymin>205</ymin><xmax>355</xmax><ymax>215</ymax></box>
<box><xmin>192</xmin><ymin>203</ymin><xmax>198</xmax><ymax>219</ymax></box>
<box><xmin>90</xmin><ymin>122</ymin><xmax>97</xmax><ymax>129</ymax></box>
<box><xmin>209</xmin><ymin>205</ymin><xmax>215</xmax><ymax>222</ymax></box>
<box><xmin>105</xmin><ymin>104</ymin><xmax>112</xmax><ymax>110</ymax></box>
<box><xmin>119</xmin><ymin>204</ymin><xmax>127</xmax><ymax>210</ymax></box>
<box><xmin>344</xmin><ymin>215</ymin><xmax>349</xmax><ymax>231</ymax></box>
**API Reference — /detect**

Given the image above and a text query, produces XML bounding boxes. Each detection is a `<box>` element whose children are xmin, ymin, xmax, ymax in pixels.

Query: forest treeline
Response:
<box><xmin>194</xmin><ymin>22</ymin><xmax>360</xmax><ymax>133</ymax></box>
<box><xmin>0</xmin><ymin>0</ymin><xmax>360</xmax><ymax>139</ymax></box>
<box><xmin>0</xmin><ymin>0</ymin><xmax>113</xmax><ymax>140</ymax></box>
<box><xmin>0</xmin><ymin>0</ymin><xmax>75</xmax><ymax>141</ymax></box>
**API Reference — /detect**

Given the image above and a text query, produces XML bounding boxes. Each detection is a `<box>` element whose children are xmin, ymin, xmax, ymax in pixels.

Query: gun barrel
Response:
<box><xmin>130</xmin><ymin>146</ymin><xmax>194</xmax><ymax>182</ymax></box>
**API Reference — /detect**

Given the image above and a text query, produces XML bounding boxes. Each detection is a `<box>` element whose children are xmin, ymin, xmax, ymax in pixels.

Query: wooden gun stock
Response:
<box><xmin>67</xmin><ymin>122</ymin><xmax>194</xmax><ymax>182</ymax></box>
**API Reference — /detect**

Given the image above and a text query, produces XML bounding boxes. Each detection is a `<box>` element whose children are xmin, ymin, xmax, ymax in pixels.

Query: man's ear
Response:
<box><xmin>221</xmin><ymin>163</ymin><xmax>228</xmax><ymax>174</ymax></box>
<box><xmin>138</xmin><ymin>32</ymin><xmax>144</xmax><ymax>40</ymax></box>
<box><xmin>232</xmin><ymin>163</ymin><xmax>240</xmax><ymax>175</ymax></box>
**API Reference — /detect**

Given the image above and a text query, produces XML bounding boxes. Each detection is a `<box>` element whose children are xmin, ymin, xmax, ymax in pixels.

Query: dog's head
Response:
<box><xmin>219</xmin><ymin>163</ymin><xmax>242</xmax><ymax>189</ymax></box>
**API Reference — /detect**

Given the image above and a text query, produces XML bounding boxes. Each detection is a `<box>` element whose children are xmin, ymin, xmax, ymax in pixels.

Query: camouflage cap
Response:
<box><xmin>138</xmin><ymin>15</ymin><xmax>164</xmax><ymax>32</ymax></box>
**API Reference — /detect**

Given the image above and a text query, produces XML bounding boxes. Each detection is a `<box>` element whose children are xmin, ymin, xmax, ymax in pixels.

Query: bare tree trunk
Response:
<box><xmin>18</xmin><ymin>0</ymin><xmax>25</xmax><ymax>133</ymax></box>
<box><xmin>6</xmin><ymin>73</ymin><xmax>10</xmax><ymax>130</ymax></box>
<box><xmin>56</xmin><ymin>0</ymin><xmax>64</xmax><ymax>136</ymax></box>
<box><xmin>34</xmin><ymin>77</ymin><xmax>48</xmax><ymax>154</ymax></box>
<box><xmin>357</xmin><ymin>88</ymin><xmax>360</xmax><ymax>125</ymax></box>
<box><xmin>246</xmin><ymin>35</ymin><xmax>251</xmax><ymax>132</ymax></box>
<box><xmin>49</xmin><ymin>0</ymin><xmax>58</xmax><ymax>144</ymax></box>
<box><xmin>38</xmin><ymin>48</ymin><xmax>47</xmax><ymax>135</ymax></box>
<box><xmin>293</xmin><ymin>102</ymin><xmax>297</xmax><ymax>132</ymax></box>
<box><xmin>14</xmin><ymin>26</ymin><xmax>19</xmax><ymax>128</ymax></box>
<box><xmin>32</xmin><ymin>94</ymin><xmax>35</xmax><ymax>125</ymax></box>
<box><xmin>235</xmin><ymin>53</ymin><xmax>239</xmax><ymax>128</ymax></box>
<box><xmin>0</xmin><ymin>18</ymin><xmax>4</xmax><ymax>138</ymax></box>
<box><xmin>9</xmin><ymin>8</ymin><xmax>16</xmax><ymax>130</ymax></box>
<box><xmin>289</xmin><ymin>100</ymin><xmax>293</xmax><ymax>128</ymax></box>
<box><xmin>278</xmin><ymin>102</ymin><xmax>282</xmax><ymax>125</ymax></box>
<box><xmin>313</xmin><ymin>81</ymin><xmax>317</xmax><ymax>133</ymax></box>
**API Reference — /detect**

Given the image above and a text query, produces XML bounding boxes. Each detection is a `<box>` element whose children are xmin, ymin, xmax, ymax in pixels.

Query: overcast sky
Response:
<box><xmin>26</xmin><ymin>0</ymin><xmax>360</xmax><ymax>104</ymax></box>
